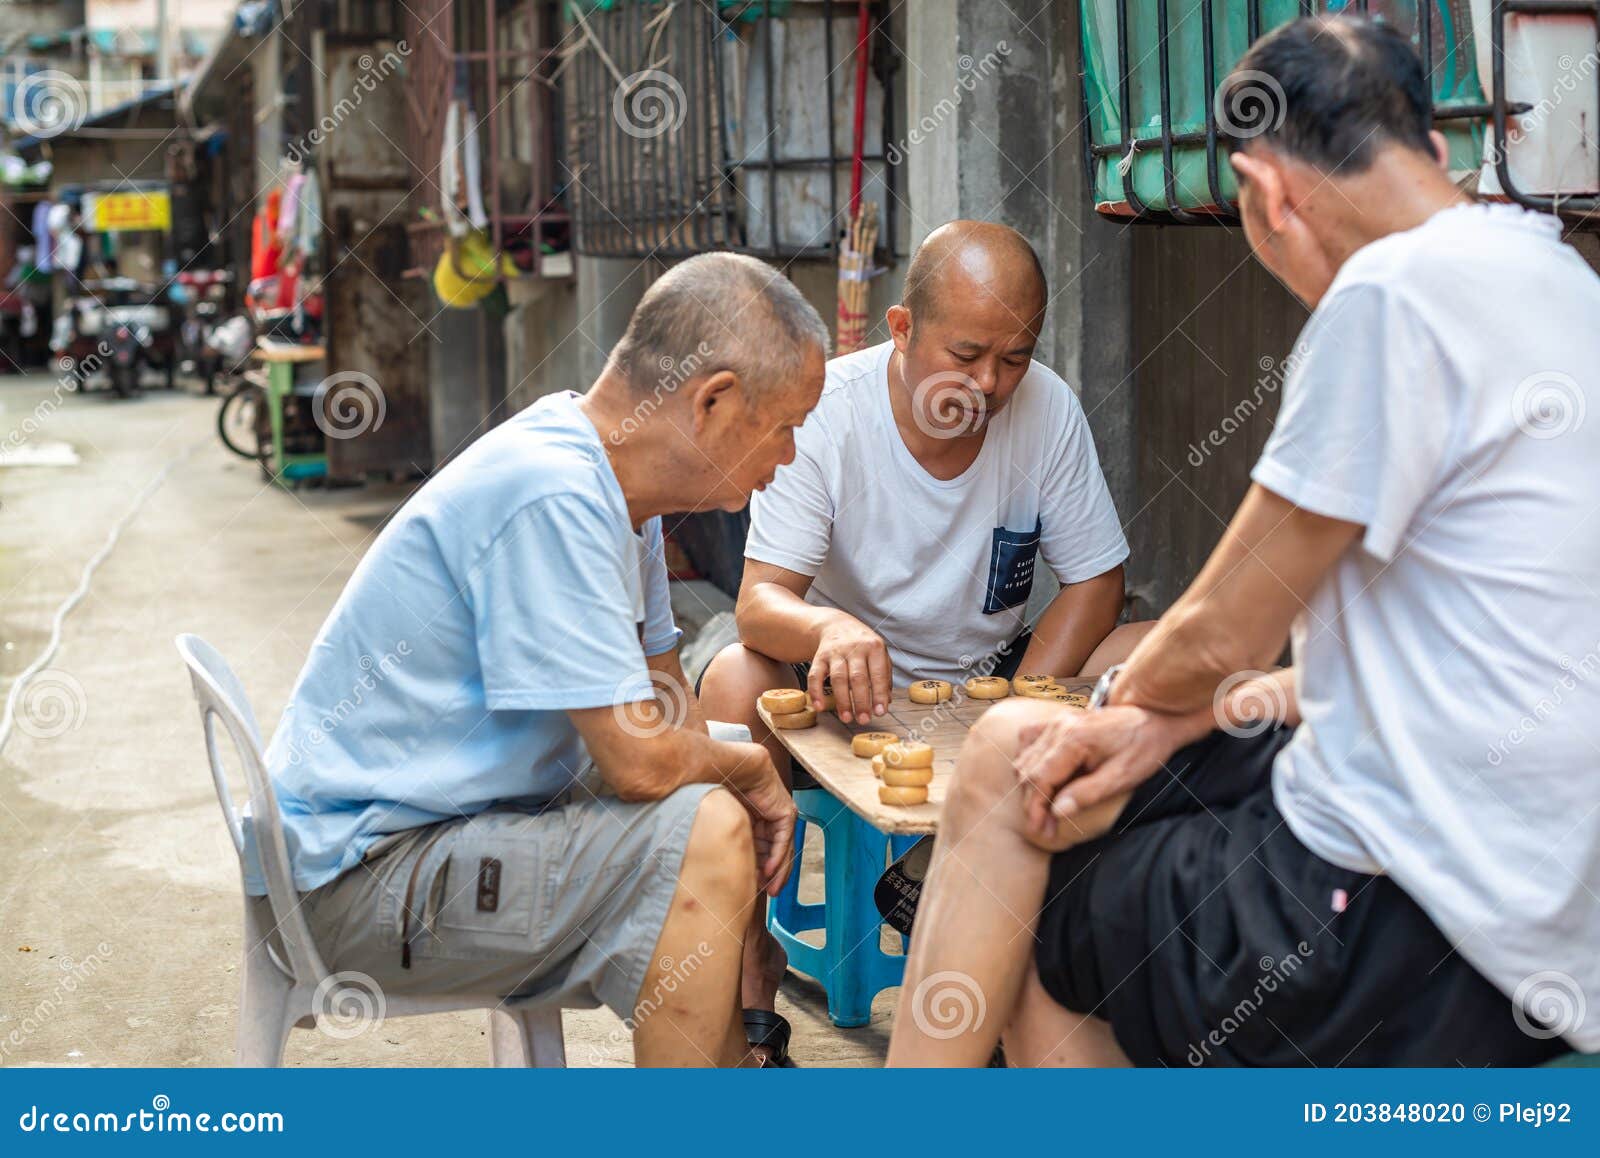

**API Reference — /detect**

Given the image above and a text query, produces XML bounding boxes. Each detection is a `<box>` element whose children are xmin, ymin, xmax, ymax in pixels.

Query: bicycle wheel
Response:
<box><xmin>217</xmin><ymin>384</ymin><xmax>264</xmax><ymax>460</ymax></box>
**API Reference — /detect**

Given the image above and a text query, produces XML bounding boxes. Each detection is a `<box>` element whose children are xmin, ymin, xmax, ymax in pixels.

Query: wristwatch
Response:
<box><xmin>1087</xmin><ymin>663</ymin><xmax>1125</xmax><ymax>711</ymax></box>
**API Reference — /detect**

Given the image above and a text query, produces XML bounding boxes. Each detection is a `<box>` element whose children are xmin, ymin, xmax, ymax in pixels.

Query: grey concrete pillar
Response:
<box><xmin>574</xmin><ymin>255</ymin><xmax>651</xmax><ymax>386</ymax></box>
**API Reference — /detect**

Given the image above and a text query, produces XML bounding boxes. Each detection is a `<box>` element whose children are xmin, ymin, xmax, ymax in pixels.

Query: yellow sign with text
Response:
<box><xmin>90</xmin><ymin>190</ymin><xmax>172</xmax><ymax>232</ymax></box>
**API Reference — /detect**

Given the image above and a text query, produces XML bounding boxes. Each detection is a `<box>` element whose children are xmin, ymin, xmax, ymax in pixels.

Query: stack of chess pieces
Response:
<box><xmin>758</xmin><ymin>674</ymin><xmax>1090</xmax><ymax>807</ymax></box>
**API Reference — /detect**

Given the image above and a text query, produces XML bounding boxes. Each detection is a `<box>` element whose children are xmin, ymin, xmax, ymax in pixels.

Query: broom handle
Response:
<box><xmin>848</xmin><ymin>0</ymin><xmax>871</xmax><ymax>217</ymax></box>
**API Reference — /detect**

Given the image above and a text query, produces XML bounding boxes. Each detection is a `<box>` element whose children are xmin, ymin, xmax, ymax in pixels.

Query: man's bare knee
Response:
<box><xmin>679</xmin><ymin>787</ymin><xmax>756</xmax><ymax>902</ymax></box>
<box><xmin>698</xmin><ymin>644</ymin><xmax>795</xmax><ymax>722</ymax></box>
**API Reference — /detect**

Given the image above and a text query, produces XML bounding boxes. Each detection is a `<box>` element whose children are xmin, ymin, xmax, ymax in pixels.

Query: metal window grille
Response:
<box><xmin>564</xmin><ymin>0</ymin><xmax>899</xmax><ymax>260</ymax></box>
<box><xmin>1081</xmin><ymin>0</ymin><xmax>1599</xmax><ymax>225</ymax></box>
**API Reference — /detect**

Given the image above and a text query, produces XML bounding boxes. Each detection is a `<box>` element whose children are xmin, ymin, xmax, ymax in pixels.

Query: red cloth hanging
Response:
<box><xmin>251</xmin><ymin>189</ymin><xmax>284</xmax><ymax>281</ymax></box>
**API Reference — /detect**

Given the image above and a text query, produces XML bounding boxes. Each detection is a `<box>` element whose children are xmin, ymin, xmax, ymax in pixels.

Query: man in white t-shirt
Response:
<box><xmin>892</xmin><ymin>15</ymin><xmax>1600</xmax><ymax>1066</ymax></box>
<box><xmin>698</xmin><ymin>222</ymin><xmax>1143</xmax><ymax>1059</ymax></box>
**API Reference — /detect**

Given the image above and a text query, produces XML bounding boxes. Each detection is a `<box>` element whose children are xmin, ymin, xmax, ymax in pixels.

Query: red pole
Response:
<box><xmin>848</xmin><ymin>0</ymin><xmax>871</xmax><ymax>216</ymax></box>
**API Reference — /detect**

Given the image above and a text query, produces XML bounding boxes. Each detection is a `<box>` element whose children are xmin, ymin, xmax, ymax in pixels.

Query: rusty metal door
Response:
<box><xmin>319</xmin><ymin>36</ymin><xmax>432</xmax><ymax>479</ymax></box>
<box><xmin>1128</xmin><ymin>225</ymin><xmax>1309</xmax><ymax>616</ymax></box>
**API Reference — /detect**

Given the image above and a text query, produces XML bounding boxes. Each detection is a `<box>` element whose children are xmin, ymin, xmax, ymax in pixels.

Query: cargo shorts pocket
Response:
<box><xmin>411</xmin><ymin>838</ymin><xmax>546</xmax><ymax>961</ymax></box>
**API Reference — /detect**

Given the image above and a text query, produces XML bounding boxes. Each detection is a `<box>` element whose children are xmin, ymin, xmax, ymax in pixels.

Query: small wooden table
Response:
<box><xmin>252</xmin><ymin>339</ymin><xmax>328</xmax><ymax>487</ymax></box>
<box><xmin>757</xmin><ymin>680</ymin><xmax>1097</xmax><ymax>835</ymax></box>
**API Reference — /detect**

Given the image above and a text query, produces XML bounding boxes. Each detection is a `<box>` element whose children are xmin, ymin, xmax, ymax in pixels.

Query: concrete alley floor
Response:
<box><xmin>0</xmin><ymin>373</ymin><xmax>896</xmax><ymax>1068</ymax></box>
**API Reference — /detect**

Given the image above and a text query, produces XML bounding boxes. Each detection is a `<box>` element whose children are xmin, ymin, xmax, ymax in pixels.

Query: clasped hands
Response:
<box><xmin>1012</xmin><ymin>703</ymin><xmax>1212</xmax><ymax>851</ymax></box>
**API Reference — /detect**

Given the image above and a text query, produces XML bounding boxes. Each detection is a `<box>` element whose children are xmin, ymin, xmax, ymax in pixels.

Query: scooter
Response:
<box><xmin>107</xmin><ymin>319</ymin><xmax>152</xmax><ymax>398</ymax></box>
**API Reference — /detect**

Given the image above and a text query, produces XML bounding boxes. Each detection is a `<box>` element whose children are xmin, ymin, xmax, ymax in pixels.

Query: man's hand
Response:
<box><xmin>810</xmin><ymin>617</ymin><xmax>891</xmax><ymax>723</ymax></box>
<box><xmin>725</xmin><ymin>744</ymin><xmax>797</xmax><ymax>896</ymax></box>
<box><xmin>1013</xmin><ymin>705</ymin><xmax>1209</xmax><ymax>848</ymax></box>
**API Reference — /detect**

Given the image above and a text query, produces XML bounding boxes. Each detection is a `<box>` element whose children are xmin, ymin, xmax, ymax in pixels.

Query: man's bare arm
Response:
<box><xmin>646</xmin><ymin>647</ymin><xmax>710</xmax><ymax>735</ymax></box>
<box><xmin>1109</xmin><ymin>485</ymin><xmax>1361</xmax><ymax>716</ymax></box>
<box><xmin>568</xmin><ymin>703</ymin><xmax>794</xmax><ymax>893</ymax></box>
<box><xmin>734</xmin><ymin>558</ymin><xmax>891</xmax><ymax>722</ymax></box>
<box><xmin>1014</xmin><ymin>566</ymin><xmax>1125</xmax><ymax>678</ymax></box>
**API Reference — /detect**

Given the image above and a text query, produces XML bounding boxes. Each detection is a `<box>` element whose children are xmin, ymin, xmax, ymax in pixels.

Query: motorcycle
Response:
<box><xmin>54</xmin><ymin>278</ymin><xmax>175</xmax><ymax>397</ymax></box>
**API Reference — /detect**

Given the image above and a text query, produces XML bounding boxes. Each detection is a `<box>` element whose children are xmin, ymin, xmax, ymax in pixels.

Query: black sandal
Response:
<box><xmin>743</xmin><ymin>1008</ymin><xmax>798</xmax><ymax>1067</ymax></box>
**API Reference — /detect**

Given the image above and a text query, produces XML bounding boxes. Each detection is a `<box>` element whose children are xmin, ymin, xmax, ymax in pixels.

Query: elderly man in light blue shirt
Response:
<box><xmin>247</xmin><ymin>253</ymin><xmax>827</xmax><ymax>1066</ymax></box>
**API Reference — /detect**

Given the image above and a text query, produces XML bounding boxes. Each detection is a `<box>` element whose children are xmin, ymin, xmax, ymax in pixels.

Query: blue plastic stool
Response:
<box><xmin>768</xmin><ymin>786</ymin><xmax>923</xmax><ymax>1027</ymax></box>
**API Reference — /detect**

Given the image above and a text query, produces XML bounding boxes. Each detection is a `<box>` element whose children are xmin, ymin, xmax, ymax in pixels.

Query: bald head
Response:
<box><xmin>902</xmin><ymin>221</ymin><xmax>1047</xmax><ymax>327</ymax></box>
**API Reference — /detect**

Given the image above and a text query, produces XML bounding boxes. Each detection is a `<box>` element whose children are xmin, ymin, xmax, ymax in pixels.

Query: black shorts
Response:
<box><xmin>1036</xmin><ymin>727</ymin><xmax>1568</xmax><ymax>1067</ymax></box>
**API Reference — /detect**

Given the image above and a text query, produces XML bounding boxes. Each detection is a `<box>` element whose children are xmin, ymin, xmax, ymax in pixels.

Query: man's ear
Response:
<box><xmin>688</xmin><ymin>369</ymin><xmax>741</xmax><ymax>435</ymax></box>
<box><xmin>885</xmin><ymin>304</ymin><xmax>912</xmax><ymax>352</ymax></box>
<box><xmin>1428</xmin><ymin>129</ymin><xmax>1450</xmax><ymax>169</ymax></box>
<box><xmin>1230</xmin><ymin>150</ymin><xmax>1290</xmax><ymax>234</ymax></box>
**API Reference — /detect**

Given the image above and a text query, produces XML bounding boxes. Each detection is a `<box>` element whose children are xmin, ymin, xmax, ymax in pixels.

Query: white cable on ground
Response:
<box><xmin>0</xmin><ymin>437</ymin><xmax>207</xmax><ymax>758</ymax></box>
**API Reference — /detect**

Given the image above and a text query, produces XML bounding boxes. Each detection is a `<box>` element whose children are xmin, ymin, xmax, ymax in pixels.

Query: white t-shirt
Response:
<box><xmin>746</xmin><ymin>341</ymin><xmax>1128</xmax><ymax>685</ymax></box>
<box><xmin>1256</xmin><ymin>204</ymin><xmax>1600</xmax><ymax>1051</ymax></box>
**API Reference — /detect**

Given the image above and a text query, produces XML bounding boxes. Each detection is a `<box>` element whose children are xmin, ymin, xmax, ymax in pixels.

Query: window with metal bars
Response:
<box><xmin>1081</xmin><ymin>0</ymin><xmax>1600</xmax><ymax>225</ymax></box>
<box><xmin>563</xmin><ymin>0</ymin><xmax>899</xmax><ymax>260</ymax></box>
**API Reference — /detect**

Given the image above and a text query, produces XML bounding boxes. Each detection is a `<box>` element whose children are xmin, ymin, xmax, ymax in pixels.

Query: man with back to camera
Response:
<box><xmin>248</xmin><ymin>253</ymin><xmax>830</xmax><ymax>1066</ymax></box>
<box><xmin>698</xmin><ymin>221</ymin><xmax>1150</xmax><ymax>1063</ymax></box>
<box><xmin>890</xmin><ymin>16</ymin><xmax>1600</xmax><ymax>1066</ymax></box>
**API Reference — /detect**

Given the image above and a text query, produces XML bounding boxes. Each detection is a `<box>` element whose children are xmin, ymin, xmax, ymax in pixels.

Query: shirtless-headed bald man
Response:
<box><xmin>697</xmin><ymin>221</ymin><xmax>1149</xmax><ymax>1063</ymax></box>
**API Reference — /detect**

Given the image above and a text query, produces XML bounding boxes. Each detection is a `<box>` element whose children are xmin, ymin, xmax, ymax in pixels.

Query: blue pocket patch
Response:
<box><xmin>983</xmin><ymin>520</ymin><xmax>1042</xmax><ymax>614</ymax></box>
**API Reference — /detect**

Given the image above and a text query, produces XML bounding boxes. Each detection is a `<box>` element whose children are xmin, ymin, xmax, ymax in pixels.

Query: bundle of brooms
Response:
<box><xmin>834</xmin><ymin>0</ymin><xmax>877</xmax><ymax>356</ymax></box>
<box><xmin>835</xmin><ymin>200</ymin><xmax>879</xmax><ymax>355</ymax></box>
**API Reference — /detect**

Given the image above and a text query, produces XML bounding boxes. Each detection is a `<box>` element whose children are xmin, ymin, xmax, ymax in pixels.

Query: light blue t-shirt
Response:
<box><xmin>244</xmin><ymin>391</ymin><xmax>681</xmax><ymax>893</ymax></box>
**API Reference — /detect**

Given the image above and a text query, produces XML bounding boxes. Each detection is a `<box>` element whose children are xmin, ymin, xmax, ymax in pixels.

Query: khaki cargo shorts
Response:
<box><xmin>299</xmin><ymin>724</ymin><xmax>748</xmax><ymax>1018</ymax></box>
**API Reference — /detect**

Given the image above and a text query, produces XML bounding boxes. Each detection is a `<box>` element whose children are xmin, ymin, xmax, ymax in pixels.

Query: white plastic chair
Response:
<box><xmin>175</xmin><ymin>633</ymin><xmax>565</xmax><ymax>1067</ymax></box>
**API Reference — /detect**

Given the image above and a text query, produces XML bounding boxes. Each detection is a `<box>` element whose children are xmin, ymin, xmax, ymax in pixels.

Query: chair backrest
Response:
<box><xmin>174</xmin><ymin>633</ymin><xmax>329</xmax><ymax>984</ymax></box>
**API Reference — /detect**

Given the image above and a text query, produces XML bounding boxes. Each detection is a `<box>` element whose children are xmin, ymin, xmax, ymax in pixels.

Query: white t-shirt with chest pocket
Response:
<box><xmin>746</xmin><ymin>341</ymin><xmax>1128</xmax><ymax>685</ymax></box>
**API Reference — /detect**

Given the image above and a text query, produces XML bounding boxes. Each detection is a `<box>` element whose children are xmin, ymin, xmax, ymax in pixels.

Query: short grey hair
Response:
<box><xmin>609</xmin><ymin>252</ymin><xmax>830</xmax><ymax>398</ymax></box>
